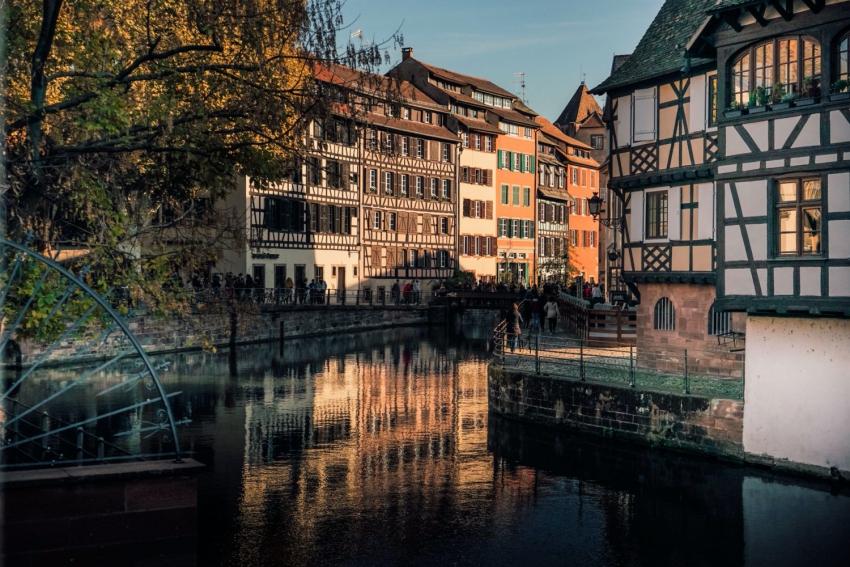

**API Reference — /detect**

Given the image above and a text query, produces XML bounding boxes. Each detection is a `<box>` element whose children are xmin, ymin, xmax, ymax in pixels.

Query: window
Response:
<box><xmin>523</xmin><ymin>187</ymin><xmax>530</xmax><ymax>207</ymax></box>
<box><xmin>840</xmin><ymin>33</ymin><xmax>850</xmax><ymax>82</ymax></box>
<box><xmin>401</xmin><ymin>174</ymin><xmax>409</xmax><ymax>197</ymax></box>
<box><xmin>430</xmin><ymin>178</ymin><xmax>439</xmax><ymax>199</ymax></box>
<box><xmin>462</xmin><ymin>236</ymin><xmax>469</xmax><ymax>255</ymax></box>
<box><xmin>384</xmin><ymin>172</ymin><xmax>394</xmax><ymax>195</ymax></box>
<box><xmin>730</xmin><ymin>36</ymin><xmax>820</xmax><ymax>106</ymax></box>
<box><xmin>501</xmin><ymin>184</ymin><xmax>509</xmax><ymax>205</ymax></box>
<box><xmin>498</xmin><ymin>218</ymin><xmax>509</xmax><ymax>237</ymax></box>
<box><xmin>589</xmin><ymin>231</ymin><xmax>596</xmax><ymax>248</ymax></box>
<box><xmin>708</xmin><ymin>75</ymin><xmax>718</xmax><ymax>127</ymax></box>
<box><xmin>523</xmin><ymin>127</ymin><xmax>532</xmax><ymax>138</ymax></box>
<box><xmin>572</xmin><ymin>168</ymin><xmax>578</xmax><ymax>185</ymax></box>
<box><xmin>388</xmin><ymin>212</ymin><xmax>397</xmax><ymax>231</ymax></box>
<box><xmin>525</xmin><ymin>154</ymin><xmax>531</xmax><ymax>171</ymax></box>
<box><xmin>549</xmin><ymin>169</ymin><xmax>554</xmax><ymax>187</ymax></box>
<box><xmin>475</xmin><ymin>201</ymin><xmax>482</xmax><ymax>218</ymax></box>
<box><xmin>462</xmin><ymin>132</ymin><xmax>469</xmax><ymax>148</ymax></box>
<box><xmin>417</xmin><ymin>139</ymin><xmax>424</xmax><ymax>158</ymax></box>
<box><xmin>385</xmin><ymin>132</ymin><xmax>394</xmax><ymax>153</ymax></box>
<box><xmin>410</xmin><ymin>249</ymin><xmax>418</xmax><ymax>268</ymax></box>
<box><xmin>500</xmin><ymin>151</ymin><xmax>510</xmax><ymax>169</ymax></box>
<box><xmin>645</xmin><ymin>191</ymin><xmax>668</xmax><ymax>239</ymax></box>
<box><xmin>559</xmin><ymin>171</ymin><xmax>565</xmax><ymax>189</ymax></box>
<box><xmin>369</xmin><ymin>169</ymin><xmax>377</xmax><ymax>192</ymax></box>
<box><xmin>442</xmin><ymin>143</ymin><xmax>451</xmax><ymax>162</ymax></box>
<box><xmin>474</xmin><ymin>134</ymin><xmax>482</xmax><ymax>151</ymax></box>
<box><xmin>776</xmin><ymin>178</ymin><xmax>821</xmax><ymax>256</ymax></box>
<box><xmin>708</xmin><ymin>306</ymin><xmax>732</xmax><ymax>336</ymax></box>
<box><xmin>416</xmin><ymin>176</ymin><xmax>424</xmax><ymax>198</ymax></box>
<box><xmin>404</xmin><ymin>107</ymin><xmax>410</xmax><ymax>120</ymax></box>
<box><xmin>512</xmin><ymin>186</ymin><xmax>520</xmax><ymax>206</ymax></box>
<box><xmin>511</xmin><ymin>219</ymin><xmax>520</xmax><ymax>238</ymax></box>
<box><xmin>653</xmin><ymin>298</ymin><xmax>675</xmax><ymax>331</ymax></box>
<box><xmin>539</xmin><ymin>166</ymin><xmax>545</xmax><ymax>186</ymax></box>
<box><xmin>440</xmin><ymin>217</ymin><xmax>448</xmax><ymax>234</ymax></box>
<box><xmin>402</xmin><ymin>136</ymin><xmax>409</xmax><ymax>155</ymax></box>
<box><xmin>373</xmin><ymin>211</ymin><xmax>381</xmax><ymax>230</ymax></box>
<box><xmin>590</xmin><ymin>135</ymin><xmax>604</xmax><ymax>150</ymax></box>
<box><xmin>424</xmin><ymin>111</ymin><xmax>432</xmax><ymax>124</ymax></box>
<box><xmin>570</xmin><ymin>229</ymin><xmax>577</xmax><ymax>247</ymax></box>
<box><xmin>485</xmin><ymin>136</ymin><xmax>493</xmax><ymax>152</ymax></box>
<box><xmin>369</xmin><ymin>129</ymin><xmax>377</xmax><ymax>150</ymax></box>
<box><xmin>442</xmin><ymin>179</ymin><xmax>451</xmax><ymax>200</ymax></box>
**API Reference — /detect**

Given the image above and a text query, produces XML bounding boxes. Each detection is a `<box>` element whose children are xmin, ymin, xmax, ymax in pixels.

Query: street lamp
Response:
<box><xmin>588</xmin><ymin>192</ymin><xmax>624</xmax><ymax>229</ymax></box>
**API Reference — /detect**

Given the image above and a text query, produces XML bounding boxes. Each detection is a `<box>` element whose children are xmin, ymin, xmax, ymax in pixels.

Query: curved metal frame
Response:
<box><xmin>0</xmin><ymin>238</ymin><xmax>182</xmax><ymax>462</ymax></box>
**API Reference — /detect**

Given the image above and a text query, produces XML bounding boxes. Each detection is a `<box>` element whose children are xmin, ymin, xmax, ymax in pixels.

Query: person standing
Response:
<box><xmin>402</xmin><ymin>281</ymin><xmax>412</xmax><ymax>305</ymax></box>
<box><xmin>284</xmin><ymin>277</ymin><xmax>294</xmax><ymax>304</ymax></box>
<box><xmin>544</xmin><ymin>297</ymin><xmax>560</xmax><ymax>334</ymax></box>
<box><xmin>319</xmin><ymin>278</ymin><xmax>328</xmax><ymax>305</ymax></box>
<box><xmin>591</xmin><ymin>283</ymin><xmax>603</xmax><ymax>309</ymax></box>
<box><xmin>412</xmin><ymin>279</ymin><xmax>421</xmax><ymax>305</ymax></box>
<box><xmin>508</xmin><ymin>302</ymin><xmax>523</xmax><ymax>353</ymax></box>
<box><xmin>391</xmin><ymin>280</ymin><xmax>400</xmax><ymax>304</ymax></box>
<box><xmin>529</xmin><ymin>298</ymin><xmax>541</xmax><ymax>332</ymax></box>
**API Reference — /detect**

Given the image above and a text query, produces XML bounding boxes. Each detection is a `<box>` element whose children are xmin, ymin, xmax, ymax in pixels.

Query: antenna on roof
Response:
<box><xmin>351</xmin><ymin>30</ymin><xmax>370</xmax><ymax>47</ymax></box>
<box><xmin>514</xmin><ymin>72</ymin><xmax>526</xmax><ymax>104</ymax></box>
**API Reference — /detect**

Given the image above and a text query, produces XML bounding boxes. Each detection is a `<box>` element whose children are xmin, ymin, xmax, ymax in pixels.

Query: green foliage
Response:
<box><xmin>770</xmin><ymin>82</ymin><xmax>785</xmax><ymax>105</ymax></box>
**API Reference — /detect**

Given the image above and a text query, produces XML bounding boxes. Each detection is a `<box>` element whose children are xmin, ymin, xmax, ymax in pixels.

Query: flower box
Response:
<box><xmin>771</xmin><ymin>102</ymin><xmax>794</xmax><ymax>111</ymax></box>
<box><xmin>724</xmin><ymin>108</ymin><xmax>748</xmax><ymax>118</ymax></box>
<box><xmin>749</xmin><ymin>105</ymin><xmax>768</xmax><ymax>114</ymax></box>
<box><xmin>795</xmin><ymin>97</ymin><xmax>818</xmax><ymax>107</ymax></box>
<box><xmin>829</xmin><ymin>92</ymin><xmax>850</xmax><ymax>102</ymax></box>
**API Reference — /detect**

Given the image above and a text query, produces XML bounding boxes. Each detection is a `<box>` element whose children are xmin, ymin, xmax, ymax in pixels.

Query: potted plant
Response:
<box><xmin>725</xmin><ymin>99</ymin><xmax>748</xmax><ymax>118</ymax></box>
<box><xmin>772</xmin><ymin>92</ymin><xmax>797</xmax><ymax>111</ymax></box>
<box><xmin>749</xmin><ymin>86</ymin><xmax>768</xmax><ymax>114</ymax></box>
<box><xmin>797</xmin><ymin>76</ymin><xmax>820</xmax><ymax>105</ymax></box>
<box><xmin>830</xmin><ymin>79</ymin><xmax>850</xmax><ymax>102</ymax></box>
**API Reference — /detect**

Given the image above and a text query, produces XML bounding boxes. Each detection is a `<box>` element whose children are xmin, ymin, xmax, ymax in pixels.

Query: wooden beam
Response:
<box><xmin>769</xmin><ymin>0</ymin><xmax>794</xmax><ymax>21</ymax></box>
<box><xmin>800</xmin><ymin>0</ymin><xmax>825</xmax><ymax>13</ymax></box>
<box><xmin>747</xmin><ymin>4</ymin><xmax>770</xmax><ymax>26</ymax></box>
<box><xmin>720</xmin><ymin>10</ymin><xmax>743</xmax><ymax>33</ymax></box>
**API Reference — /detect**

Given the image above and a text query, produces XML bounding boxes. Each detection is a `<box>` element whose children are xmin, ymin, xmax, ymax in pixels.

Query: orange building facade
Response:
<box><xmin>565</xmin><ymin>151</ymin><xmax>601</xmax><ymax>283</ymax></box>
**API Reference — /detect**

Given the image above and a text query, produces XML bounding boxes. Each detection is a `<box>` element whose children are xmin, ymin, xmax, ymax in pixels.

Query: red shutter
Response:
<box><xmin>485</xmin><ymin>201</ymin><xmax>493</xmax><ymax>220</ymax></box>
<box><xmin>462</xmin><ymin>199</ymin><xmax>471</xmax><ymax>217</ymax></box>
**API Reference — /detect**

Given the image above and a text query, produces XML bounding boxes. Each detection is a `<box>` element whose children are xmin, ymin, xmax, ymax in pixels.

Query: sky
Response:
<box><xmin>338</xmin><ymin>0</ymin><xmax>666</xmax><ymax>121</ymax></box>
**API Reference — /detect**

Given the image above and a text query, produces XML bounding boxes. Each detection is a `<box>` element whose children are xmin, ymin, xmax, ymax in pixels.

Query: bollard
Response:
<box><xmin>629</xmin><ymin>345</ymin><xmax>635</xmax><ymax>388</ymax></box>
<box><xmin>683</xmin><ymin>349</ymin><xmax>690</xmax><ymax>394</ymax></box>
<box><xmin>580</xmin><ymin>340</ymin><xmax>585</xmax><ymax>381</ymax></box>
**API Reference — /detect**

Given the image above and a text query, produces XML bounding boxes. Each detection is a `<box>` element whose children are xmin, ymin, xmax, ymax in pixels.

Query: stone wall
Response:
<box><xmin>636</xmin><ymin>282</ymin><xmax>745</xmax><ymax>378</ymax></box>
<box><xmin>488</xmin><ymin>364</ymin><xmax>745</xmax><ymax>462</ymax></box>
<box><xmin>17</xmin><ymin>305</ymin><xmax>431</xmax><ymax>366</ymax></box>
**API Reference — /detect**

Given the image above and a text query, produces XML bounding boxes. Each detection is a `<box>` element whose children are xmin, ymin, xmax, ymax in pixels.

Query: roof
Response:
<box><xmin>513</xmin><ymin>99</ymin><xmax>539</xmax><ymax>118</ymax></box>
<box><xmin>707</xmin><ymin>0</ymin><xmax>763</xmax><ymax>11</ymax></box>
<box><xmin>453</xmin><ymin>115</ymin><xmax>502</xmax><ymax>135</ymax></box>
<box><xmin>363</xmin><ymin>112</ymin><xmax>458</xmax><ymax>142</ymax></box>
<box><xmin>314</xmin><ymin>62</ymin><xmax>441</xmax><ymax>108</ymax></box>
<box><xmin>611</xmin><ymin>54</ymin><xmax>632</xmax><ymax>74</ymax></box>
<box><xmin>488</xmin><ymin>106</ymin><xmax>540</xmax><ymax>129</ymax></box>
<box><xmin>591</xmin><ymin>0</ymin><xmax>717</xmax><ymax>95</ymax></box>
<box><xmin>417</xmin><ymin>60</ymin><xmax>516</xmax><ymax>99</ymax></box>
<box><xmin>537</xmin><ymin>187</ymin><xmax>574</xmax><ymax>202</ymax></box>
<box><xmin>534</xmin><ymin>116</ymin><xmax>592</xmax><ymax>150</ymax></box>
<box><xmin>554</xmin><ymin>83</ymin><xmax>603</xmax><ymax>127</ymax></box>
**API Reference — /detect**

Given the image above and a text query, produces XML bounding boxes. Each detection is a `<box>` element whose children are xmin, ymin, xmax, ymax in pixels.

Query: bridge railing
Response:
<box><xmin>558</xmin><ymin>293</ymin><xmax>637</xmax><ymax>347</ymax></box>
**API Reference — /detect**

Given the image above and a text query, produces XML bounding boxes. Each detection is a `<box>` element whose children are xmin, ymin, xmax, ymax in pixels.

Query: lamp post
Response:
<box><xmin>588</xmin><ymin>192</ymin><xmax>624</xmax><ymax>229</ymax></box>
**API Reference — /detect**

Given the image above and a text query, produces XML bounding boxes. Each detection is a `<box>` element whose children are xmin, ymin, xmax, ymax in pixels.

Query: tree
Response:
<box><xmin>2</xmin><ymin>0</ymin><xmax>400</xmax><ymax>314</ymax></box>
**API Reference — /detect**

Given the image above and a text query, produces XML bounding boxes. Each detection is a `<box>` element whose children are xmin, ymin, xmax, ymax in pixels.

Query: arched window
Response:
<box><xmin>730</xmin><ymin>36</ymin><xmax>821</xmax><ymax>106</ymax></box>
<box><xmin>653</xmin><ymin>298</ymin><xmax>675</xmax><ymax>331</ymax></box>
<box><xmin>708</xmin><ymin>306</ymin><xmax>732</xmax><ymax>336</ymax></box>
<box><xmin>838</xmin><ymin>32</ymin><xmax>850</xmax><ymax>84</ymax></box>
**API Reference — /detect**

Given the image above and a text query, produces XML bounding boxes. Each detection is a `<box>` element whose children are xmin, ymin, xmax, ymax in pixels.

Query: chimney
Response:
<box><xmin>402</xmin><ymin>47</ymin><xmax>413</xmax><ymax>60</ymax></box>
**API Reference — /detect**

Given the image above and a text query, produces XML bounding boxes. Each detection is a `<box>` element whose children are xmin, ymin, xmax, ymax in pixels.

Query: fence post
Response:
<box><xmin>535</xmin><ymin>333</ymin><xmax>540</xmax><ymax>375</ymax></box>
<box><xmin>683</xmin><ymin>349</ymin><xmax>690</xmax><ymax>394</ymax></box>
<box><xmin>580</xmin><ymin>339</ymin><xmax>585</xmax><ymax>382</ymax></box>
<box><xmin>629</xmin><ymin>345</ymin><xmax>635</xmax><ymax>388</ymax></box>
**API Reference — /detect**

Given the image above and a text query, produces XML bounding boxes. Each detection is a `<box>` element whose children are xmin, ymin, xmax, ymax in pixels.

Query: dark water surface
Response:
<box><xmin>93</xmin><ymin>327</ymin><xmax>850</xmax><ymax>565</ymax></box>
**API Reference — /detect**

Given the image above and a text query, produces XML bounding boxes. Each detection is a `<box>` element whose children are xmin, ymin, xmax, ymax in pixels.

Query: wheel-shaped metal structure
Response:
<box><xmin>0</xmin><ymin>238</ymin><xmax>187</xmax><ymax>469</ymax></box>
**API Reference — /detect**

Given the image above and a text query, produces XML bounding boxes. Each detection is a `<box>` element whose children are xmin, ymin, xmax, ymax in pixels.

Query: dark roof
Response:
<box><xmin>364</xmin><ymin>112</ymin><xmax>458</xmax><ymax>142</ymax></box>
<box><xmin>611</xmin><ymin>54</ymin><xmax>632</xmax><ymax>74</ymax></box>
<box><xmin>708</xmin><ymin>0</ymin><xmax>763</xmax><ymax>12</ymax></box>
<box><xmin>488</xmin><ymin>106</ymin><xmax>540</xmax><ymax>129</ymax></box>
<box><xmin>537</xmin><ymin>187</ymin><xmax>573</xmax><ymax>202</ymax></box>
<box><xmin>453</xmin><ymin>115</ymin><xmax>502</xmax><ymax>134</ymax></box>
<box><xmin>554</xmin><ymin>83</ymin><xmax>604</xmax><ymax>127</ymax></box>
<box><xmin>314</xmin><ymin>63</ymin><xmax>441</xmax><ymax>108</ymax></box>
<box><xmin>591</xmin><ymin>0</ymin><xmax>717</xmax><ymax>95</ymax></box>
<box><xmin>417</xmin><ymin>60</ymin><xmax>516</xmax><ymax>99</ymax></box>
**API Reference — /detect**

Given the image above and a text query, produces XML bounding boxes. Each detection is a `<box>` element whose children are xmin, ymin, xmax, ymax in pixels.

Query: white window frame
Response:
<box><xmin>440</xmin><ymin>217</ymin><xmax>448</xmax><ymax>234</ymax></box>
<box><xmin>430</xmin><ymin>178</ymin><xmax>439</xmax><ymax>199</ymax></box>
<box><xmin>388</xmin><ymin>212</ymin><xmax>396</xmax><ymax>231</ymax></box>
<box><xmin>485</xmin><ymin>136</ymin><xmax>493</xmax><ymax>152</ymax></box>
<box><xmin>417</xmin><ymin>139</ymin><xmax>424</xmax><ymax>158</ymax></box>
<box><xmin>416</xmin><ymin>176</ymin><xmax>424</xmax><ymax>198</ymax></box>
<box><xmin>401</xmin><ymin>174</ymin><xmax>409</xmax><ymax>196</ymax></box>
<box><xmin>369</xmin><ymin>169</ymin><xmax>377</xmax><ymax>191</ymax></box>
<box><xmin>442</xmin><ymin>179</ymin><xmax>451</xmax><ymax>200</ymax></box>
<box><xmin>373</xmin><ymin>211</ymin><xmax>381</xmax><ymax>230</ymax></box>
<box><xmin>402</xmin><ymin>136</ymin><xmax>409</xmax><ymax>155</ymax></box>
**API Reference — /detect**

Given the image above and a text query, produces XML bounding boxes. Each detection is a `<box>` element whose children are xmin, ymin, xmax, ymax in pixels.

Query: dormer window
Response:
<box><xmin>730</xmin><ymin>36</ymin><xmax>821</xmax><ymax>106</ymax></box>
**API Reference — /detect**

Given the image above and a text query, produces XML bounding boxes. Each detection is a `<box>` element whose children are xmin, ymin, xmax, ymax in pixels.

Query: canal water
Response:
<box><xmin>151</xmin><ymin>325</ymin><xmax>849</xmax><ymax>567</ymax></box>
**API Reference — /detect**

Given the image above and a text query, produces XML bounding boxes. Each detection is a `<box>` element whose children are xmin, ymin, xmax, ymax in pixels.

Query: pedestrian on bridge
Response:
<box><xmin>544</xmin><ymin>297</ymin><xmax>560</xmax><ymax>334</ymax></box>
<box><xmin>508</xmin><ymin>302</ymin><xmax>523</xmax><ymax>353</ymax></box>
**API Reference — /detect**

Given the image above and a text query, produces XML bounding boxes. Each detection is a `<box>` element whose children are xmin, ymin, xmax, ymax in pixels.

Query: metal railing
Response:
<box><xmin>191</xmin><ymin>287</ymin><xmax>441</xmax><ymax>307</ymax></box>
<box><xmin>492</xmin><ymin>324</ymin><xmax>744</xmax><ymax>400</ymax></box>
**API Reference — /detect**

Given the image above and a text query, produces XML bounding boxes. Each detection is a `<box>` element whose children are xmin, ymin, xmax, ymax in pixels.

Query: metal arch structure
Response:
<box><xmin>0</xmin><ymin>238</ymin><xmax>187</xmax><ymax>469</ymax></box>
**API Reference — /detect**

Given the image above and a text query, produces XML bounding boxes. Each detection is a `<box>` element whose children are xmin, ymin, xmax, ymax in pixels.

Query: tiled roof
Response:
<box><xmin>611</xmin><ymin>54</ymin><xmax>632</xmax><ymax>74</ymax></box>
<box><xmin>537</xmin><ymin>187</ymin><xmax>573</xmax><ymax>202</ymax></box>
<box><xmin>591</xmin><ymin>0</ymin><xmax>717</xmax><ymax>95</ymax></box>
<box><xmin>534</xmin><ymin>116</ymin><xmax>592</xmax><ymax>150</ymax></box>
<box><xmin>417</xmin><ymin>60</ymin><xmax>516</xmax><ymax>99</ymax></box>
<box><xmin>708</xmin><ymin>0</ymin><xmax>762</xmax><ymax>11</ymax></box>
<box><xmin>314</xmin><ymin>62</ymin><xmax>441</xmax><ymax>108</ymax></box>
<box><xmin>363</xmin><ymin>112</ymin><xmax>458</xmax><ymax>142</ymax></box>
<box><xmin>488</xmin><ymin>106</ymin><xmax>540</xmax><ymax>129</ymax></box>
<box><xmin>554</xmin><ymin>83</ymin><xmax>603</xmax><ymax>127</ymax></box>
<box><xmin>513</xmin><ymin>99</ymin><xmax>539</xmax><ymax>118</ymax></box>
<box><xmin>453</xmin><ymin>115</ymin><xmax>502</xmax><ymax>135</ymax></box>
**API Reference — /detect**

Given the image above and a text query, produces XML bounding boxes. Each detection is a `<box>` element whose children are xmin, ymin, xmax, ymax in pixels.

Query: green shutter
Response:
<box><xmin>531</xmin><ymin>155</ymin><xmax>535</xmax><ymax>171</ymax></box>
<box><xmin>529</xmin><ymin>221</ymin><xmax>535</xmax><ymax>238</ymax></box>
<box><xmin>498</xmin><ymin>150</ymin><xmax>503</xmax><ymax>169</ymax></box>
<box><xmin>519</xmin><ymin>154</ymin><xmax>525</xmax><ymax>173</ymax></box>
<box><xmin>519</xmin><ymin>221</ymin><xmax>525</xmax><ymax>238</ymax></box>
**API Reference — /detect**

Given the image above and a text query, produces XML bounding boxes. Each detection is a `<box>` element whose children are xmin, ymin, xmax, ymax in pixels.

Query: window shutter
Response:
<box><xmin>689</xmin><ymin>74</ymin><xmax>707</xmax><ymax>132</ymax></box>
<box><xmin>529</xmin><ymin>222</ymin><xmax>534</xmax><ymax>238</ymax></box>
<box><xmin>387</xmin><ymin>248</ymin><xmax>395</xmax><ymax>269</ymax></box>
<box><xmin>448</xmin><ymin>217</ymin><xmax>454</xmax><ymax>235</ymax></box>
<box><xmin>485</xmin><ymin>201</ymin><xmax>493</xmax><ymax>219</ymax></box>
<box><xmin>463</xmin><ymin>199</ymin><xmax>471</xmax><ymax>217</ymax></box>
<box><xmin>630</xmin><ymin>190</ymin><xmax>645</xmax><ymax>242</ymax></box>
<box><xmin>519</xmin><ymin>154</ymin><xmax>525</xmax><ymax>173</ymax></box>
<box><xmin>423</xmin><ymin>213</ymin><xmax>432</xmax><ymax>234</ymax></box>
<box><xmin>497</xmin><ymin>150</ymin><xmax>503</xmax><ymax>169</ymax></box>
<box><xmin>697</xmin><ymin>183</ymin><xmax>715</xmax><ymax>240</ymax></box>
<box><xmin>617</xmin><ymin>95</ymin><xmax>632</xmax><ymax>146</ymax></box>
<box><xmin>668</xmin><ymin>188</ymin><xmax>681</xmax><ymax>241</ymax></box>
<box><xmin>633</xmin><ymin>88</ymin><xmax>657</xmax><ymax>142</ymax></box>
<box><xmin>539</xmin><ymin>202</ymin><xmax>545</xmax><ymax>222</ymax></box>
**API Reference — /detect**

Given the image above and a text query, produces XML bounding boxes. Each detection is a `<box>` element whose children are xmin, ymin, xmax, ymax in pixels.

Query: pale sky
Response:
<box><xmin>339</xmin><ymin>0</ymin><xmax>666</xmax><ymax>121</ymax></box>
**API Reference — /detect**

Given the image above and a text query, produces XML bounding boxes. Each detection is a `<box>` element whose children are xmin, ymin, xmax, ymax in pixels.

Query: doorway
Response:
<box><xmin>337</xmin><ymin>267</ymin><xmax>346</xmax><ymax>303</ymax></box>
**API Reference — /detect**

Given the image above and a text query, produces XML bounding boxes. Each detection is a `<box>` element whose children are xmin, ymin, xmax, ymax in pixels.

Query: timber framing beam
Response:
<box><xmin>719</xmin><ymin>10</ymin><xmax>744</xmax><ymax>33</ymax></box>
<box><xmin>768</xmin><ymin>0</ymin><xmax>794</xmax><ymax>21</ymax></box>
<box><xmin>747</xmin><ymin>4</ymin><xmax>770</xmax><ymax>26</ymax></box>
<box><xmin>800</xmin><ymin>0</ymin><xmax>825</xmax><ymax>13</ymax></box>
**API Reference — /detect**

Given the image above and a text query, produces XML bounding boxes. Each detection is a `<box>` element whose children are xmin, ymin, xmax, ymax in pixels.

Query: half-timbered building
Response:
<box><xmin>354</xmin><ymin>68</ymin><xmax>459</xmax><ymax>299</ymax></box>
<box><xmin>591</xmin><ymin>0</ymin><xmax>741</xmax><ymax>370</ymax></box>
<box><xmin>534</xmin><ymin>130</ymin><xmax>572</xmax><ymax>283</ymax></box>
<box><xmin>690</xmin><ymin>0</ymin><xmax>850</xmax><ymax>475</ymax></box>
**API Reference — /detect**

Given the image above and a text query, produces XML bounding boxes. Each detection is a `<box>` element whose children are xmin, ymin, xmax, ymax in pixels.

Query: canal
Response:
<box><xmin>154</xmin><ymin>325</ymin><xmax>848</xmax><ymax>567</ymax></box>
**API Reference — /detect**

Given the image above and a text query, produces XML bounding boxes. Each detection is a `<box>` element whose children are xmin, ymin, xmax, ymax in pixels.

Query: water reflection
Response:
<box><xmin>17</xmin><ymin>326</ymin><xmax>850</xmax><ymax>566</ymax></box>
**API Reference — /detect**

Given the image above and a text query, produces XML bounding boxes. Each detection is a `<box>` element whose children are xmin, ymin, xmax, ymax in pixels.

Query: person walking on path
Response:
<box><xmin>529</xmin><ymin>298</ymin><xmax>541</xmax><ymax>333</ymax></box>
<box><xmin>590</xmin><ymin>283</ymin><xmax>603</xmax><ymax>309</ymax></box>
<box><xmin>544</xmin><ymin>297</ymin><xmax>560</xmax><ymax>334</ymax></box>
<box><xmin>508</xmin><ymin>302</ymin><xmax>523</xmax><ymax>353</ymax></box>
<box><xmin>402</xmin><ymin>281</ymin><xmax>412</xmax><ymax>305</ymax></box>
<box><xmin>412</xmin><ymin>279</ymin><xmax>421</xmax><ymax>304</ymax></box>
